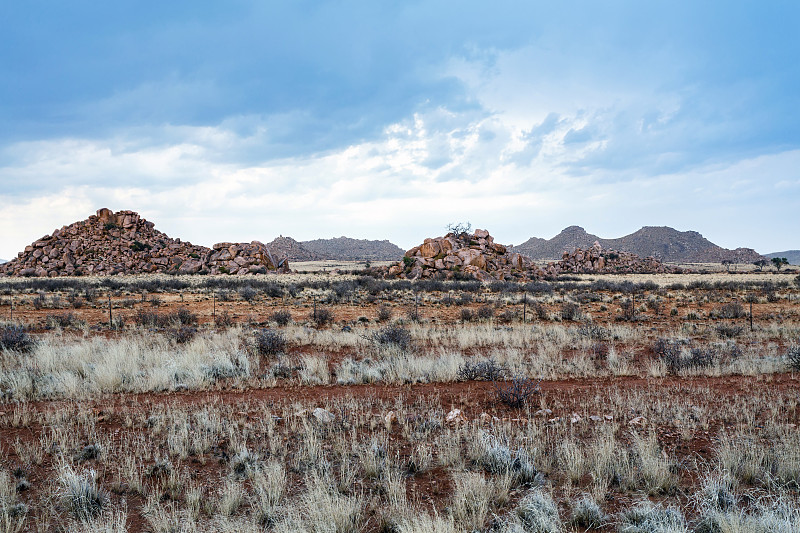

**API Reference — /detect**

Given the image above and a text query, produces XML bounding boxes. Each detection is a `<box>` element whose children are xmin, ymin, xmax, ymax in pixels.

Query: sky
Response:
<box><xmin>1</xmin><ymin>1</ymin><xmax>799</xmax><ymax>260</ymax></box>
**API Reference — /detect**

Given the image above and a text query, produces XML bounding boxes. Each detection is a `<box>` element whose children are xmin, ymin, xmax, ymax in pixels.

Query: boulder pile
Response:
<box><xmin>0</xmin><ymin>208</ymin><xmax>290</xmax><ymax>277</ymax></box>
<box><xmin>387</xmin><ymin>230</ymin><xmax>675</xmax><ymax>281</ymax></box>
<box><xmin>544</xmin><ymin>242</ymin><xmax>674</xmax><ymax>276</ymax></box>
<box><xmin>387</xmin><ymin>229</ymin><xmax>542</xmax><ymax>282</ymax></box>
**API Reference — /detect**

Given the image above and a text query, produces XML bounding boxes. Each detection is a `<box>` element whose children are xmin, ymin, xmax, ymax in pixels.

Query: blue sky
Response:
<box><xmin>1</xmin><ymin>1</ymin><xmax>798</xmax><ymax>259</ymax></box>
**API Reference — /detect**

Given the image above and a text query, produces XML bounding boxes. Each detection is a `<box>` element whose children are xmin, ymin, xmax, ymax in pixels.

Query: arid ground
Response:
<box><xmin>1</xmin><ymin>266</ymin><xmax>799</xmax><ymax>532</ymax></box>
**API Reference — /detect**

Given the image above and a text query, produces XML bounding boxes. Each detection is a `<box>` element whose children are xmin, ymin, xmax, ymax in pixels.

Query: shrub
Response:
<box><xmin>32</xmin><ymin>292</ymin><xmax>46</xmax><ymax>310</ymax></box>
<box><xmin>786</xmin><ymin>344</ymin><xmax>800</xmax><ymax>371</ymax></box>
<box><xmin>175</xmin><ymin>307</ymin><xmax>198</xmax><ymax>326</ymax></box>
<box><xmin>714</xmin><ymin>302</ymin><xmax>746</xmax><ymax>319</ymax></box>
<box><xmin>215</xmin><ymin>310</ymin><xmax>234</xmax><ymax>328</ymax></box>
<box><xmin>457</xmin><ymin>359</ymin><xmax>507</xmax><ymax>382</ymax></box>
<box><xmin>493</xmin><ymin>376</ymin><xmax>540</xmax><ymax>408</ymax></box>
<box><xmin>715</xmin><ymin>324</ymin><xmax>744</xmax><ymax>339</ymax></box>
<box><xmin>498</xmin><ymin>308</ymin><xmax>516</xmax><ymax>323</ymax></box>
<box><xmin>476</xmin><ymin>304</ymin><xmax>494</xmax><ymax>320</ymax></box>
<box><xmin>376</xmin><ymin>305</ymin><xmax>392</xmax><ymax>322</ymax></box>
<box><xmin>457</xmin><ymin>293</ymin><xmax>473</xmax><ymax>305</ymax></box>
<box><xmin>578</xmin><ymin>323</ymin><xmax>610</xmax><ymax>340</ymax></box>
<box><xmin>371</xmin><ymin>325</ymin><xmax>413</xmax><ymax>351</ymax></box>
<box><xmin>255</xmin><ymin>329</ymin><xmax>287</xmax><ymax>357</ymax></box>
<box><xmin>0</xmin><ymin>326</ymin><xmax>33</xmax><ymax>352</ymax></box>
<box><xmin>619</xmin><ymin>299</ymin><xmax>637</xmax><ymax>321</ymax></box>
<box><xmin>172</xmin><ymin>326</ymin><xmax>197</xmax><ymax>344</ymax></box>
<box><xmin>560</xmin><ymin>302</ymin><xmax>581</xmax><ymax>321</ymax></box>
<box><xmin>652</xmin><ymin>338</ymin><xmax>684</xmax><ymax>374</ymax></box>
<box><xmin>688</xmin><ymin>347</ymin><xmax>716</xmax><ymax>369</ymax></box>
<box><xmin>239</xmin><ymin>286</ymin><xmax>258</xmax><ymax>302</ymax></box>
<box><xmin>311</xmin><ymin>308</ymin><xmax>333</xmax><ymax>327</ymax></box>
<box><xmin>46</xmin><ymin>312</ymin><xmax>82</xmax><ymax>329</ymax></box>
<box><xmin>460</xmin><ymin>308</ymin><xmax>474</xmax><ymax>322</ymax></box>
<box><xmin>270</xmin><ymin>309</ymin><xmax>292</xmax><ymax>327</ymax></box>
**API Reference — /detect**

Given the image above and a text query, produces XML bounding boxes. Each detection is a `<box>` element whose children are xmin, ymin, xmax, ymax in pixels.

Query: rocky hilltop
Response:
<box><xmin>302</xmin><ymin>237</ymin><xmax>404</xmax><ymax>262</ymax></box>
<box><xmin>387</xmin><ymin>229</ymin><xmax>674</xmax><ymax>281</ymax></box>
<box><xmin>515</xmin><ymin>225</ymin><xmax>764</xmax><ymax>263</ymax></box>
<box><xmin>267</xmin><ymin>236</ymin><xmax>326</xmax><ymax>262</ymax></box>
<box><xmin>265</xmin><ymin>235</ymin><xmax>405</xmax><ymax>262</ymax></box>
<box><xmin>0</xmin><ymin>209</ymin><xmax>290</xmax><ymax>277</ymax></box>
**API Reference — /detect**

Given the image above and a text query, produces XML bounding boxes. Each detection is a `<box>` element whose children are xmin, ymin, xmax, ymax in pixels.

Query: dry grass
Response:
<box><xmin>0</xmin><ymin>272</ymin><xmax>798</xmax><ymax>531</ymax></box>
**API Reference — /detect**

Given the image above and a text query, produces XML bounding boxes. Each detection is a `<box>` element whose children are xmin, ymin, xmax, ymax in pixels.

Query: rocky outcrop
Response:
<box><xmin>301</xmin><ymin>237</ymin><xmax>405</xmax><ymax>261</ymax></box>
<box><xmin>266</xmin><ymin>236</ymin><xmax>325</xmax><ymax>262</ymax></box>
<box><xmin>206</xmin><ymin>241</ymin><xmax>289</xmax><ymax>275</ymax></box>
<box><xmin>544</xmin><ymin>242</ymin><xmax>675</xmax><ymax>276</ymax></box>
<box><xmin>0</xmin><ymin>208</ymin><xmax>290</xmax><ymax>277</ymax></box>
<box><xmin>387</xmin><ymin>230</ymin><xmax>675</xmax><ymax>281</ymax></box>
<box><xmin>387</xmin><ymin>229</ymin><xmax>543</xmax><ymax>282</ymax></box>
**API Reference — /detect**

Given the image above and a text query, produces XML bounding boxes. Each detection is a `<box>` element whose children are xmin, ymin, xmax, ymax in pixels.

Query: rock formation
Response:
<box><xmin>386</xmin><ymin>229</ymin><xmax>675</xmax><ymax>281</ymax></box>
<box><xmin>387</xmin><ymin>229</ymin><xmax>542</xmax><ymax>282</ymax></box>
<box><xmin>544</xmin><ymin>242</ymin><xmax>675</xmax><ymax>276</ymax></box>
<box><xmin>267</xmin><ymin>236</ymin><xmax>326</xmax><ymax>262</ymax></box>
<box><xmin>0</xmin><ymin>209</ymin><xmax>290</xmax><ymax>277</ymax></box>
<box><xmin>301</xmin><ymin>237</ymin><xmax>405</xmax><ymax>261</ymax></box>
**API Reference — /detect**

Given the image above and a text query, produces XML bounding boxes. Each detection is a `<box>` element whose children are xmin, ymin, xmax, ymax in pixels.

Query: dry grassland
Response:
<box><xmin>0</xmin><ymin>270</ymin><xmax>799</xmax><ymax>532</ymax></box>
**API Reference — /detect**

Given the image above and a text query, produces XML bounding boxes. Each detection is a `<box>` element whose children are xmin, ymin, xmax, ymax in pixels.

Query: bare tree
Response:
<box><xmin>446</xmin><ymin>222</ymin><xmax>472</xmax><ymax>238</ymax></box>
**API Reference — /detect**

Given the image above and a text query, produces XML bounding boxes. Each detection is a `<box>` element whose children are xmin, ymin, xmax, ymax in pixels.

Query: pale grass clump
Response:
<box><xmin>298</xmin><ymin>354</ymin><xmax>330</xmax><ymax>385</ymax></box>
<box><xmin>57</xmin><ymin>464</ymin><xmax>109</xmax><ymax>521</ymax></box>
<box><xmin>336</xmin><ymin>349</ymin><xmax>464</xmax><ymax>385</ymax></box>
<box><xmin>618</xmin><ymin>501</ymin><xmax>687</xmax><ymax>533</ymax></box>
<box><xmin>587</xmin><ymin>427</ymin><xmax>631</xmax><ymax>496</ymax></box>
<box><xmin>250</xmin><ymin>461</ymin><xmax>287</xmax><ymax>527</ymax></box>
<box><xmin>449</xmin><ymin>473</ymin><xmax>495</xmax><ymax>530</ymax></box>
<box><xmin>558</xmin><ymin>437</ymin><xmax>587</xmax><ymax>483</ymax></box>
<box><xmin>569</xmin><ymin>493</ymin><xmax>606</xmax><ymax>529</ymax></box>
<box><xmin>0</xmin><ymin>328</ymin><xmax>251</xmax><ymax>400</ymax></box>
<box><xmin>65</xmin><ymin>510</ymin><xmax>128</xmax><ymax>533</ymax></box>
<box><xmin>629</xmin><ymin>431</ymin><xmax>678</xmax><ymax>494</ymax></box>
<box><xmin>393</xmin><ymin>513</ymin><xmax>457</xmax><ymax>533</ymax></box>
<box><xmin>504</xmin><ymin>488</ymin><xmax>560</xmax><ymax>533</ymax></box>
<box><xmin>0</xmin><ymin>469</ymin><xmax>26</xmax><ymax>533</ymax></box>
<box><xmin>274</xmin><ymin>473</ymin><xmax>362</xmax><ymax>533</ymax></box>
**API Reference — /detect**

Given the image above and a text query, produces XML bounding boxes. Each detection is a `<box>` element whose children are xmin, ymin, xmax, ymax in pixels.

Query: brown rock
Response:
<box><xmin>419</xmin><ymin>241</ymin><xmax>441</xmax><ymax>258</ymax></box>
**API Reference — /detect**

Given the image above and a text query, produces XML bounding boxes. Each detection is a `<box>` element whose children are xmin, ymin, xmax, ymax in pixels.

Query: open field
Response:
<box><xmin>1</xmin><ymin>270</ymin><xmax>799</xmax><ymax>532</ymax></box>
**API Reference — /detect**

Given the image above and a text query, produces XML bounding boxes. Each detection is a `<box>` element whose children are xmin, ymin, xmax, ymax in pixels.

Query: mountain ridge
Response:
<box><xmin>765</xmin><ymin>250</ymin><xmax>800</xmax><ymax>265</ymax></box>
<box><xmin>513</xmin><ymin>226</ymin><xmax>765</xmax><ymax>263</ymax></box>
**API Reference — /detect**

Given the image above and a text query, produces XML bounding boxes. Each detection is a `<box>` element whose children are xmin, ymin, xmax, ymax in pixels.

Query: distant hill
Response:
<box><xmin>0</xmin><ymin>259</ymin><xmax>6</xmax><ymax>264</ymax></box>
<box><xmin>301</xmin><ymin>237</ymin><xmax>404</xmax><ymax>262</ymax></box>
<box><xmin>266</xmin><ymin>236</ymin><xmax>325</xmax><ymax>262</ymax></box>
<box><xmin>765</xmin><ymin>250</ymin><xmax>800</xmax><ymax>265</ymax></box>
<box><xmin>514</xmin><ymin>226</ymin><xmax>764</xmax><ymax>264</ymax></box>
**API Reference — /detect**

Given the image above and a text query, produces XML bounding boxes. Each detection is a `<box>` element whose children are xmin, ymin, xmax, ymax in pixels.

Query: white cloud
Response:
<box><xmin>1</xmin><ymin>104</ymin><xmax>799</xmax><ymax>260</ymax></box>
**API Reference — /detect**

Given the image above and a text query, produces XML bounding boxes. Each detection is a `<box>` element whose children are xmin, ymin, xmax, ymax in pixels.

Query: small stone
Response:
<box><xmin>446</xmin><ymin>408</ymin><xmax>466</xmax><ymax>424</ymax></box>
<box><xmin>313</xmin><ymin>408</ymin><xmax>336</xmax><ymax>424</ymax></box>
<box><xmin>629</xmin><ymin>416</ymin><xmax>647</xmax><ymax>426</ymax></box>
